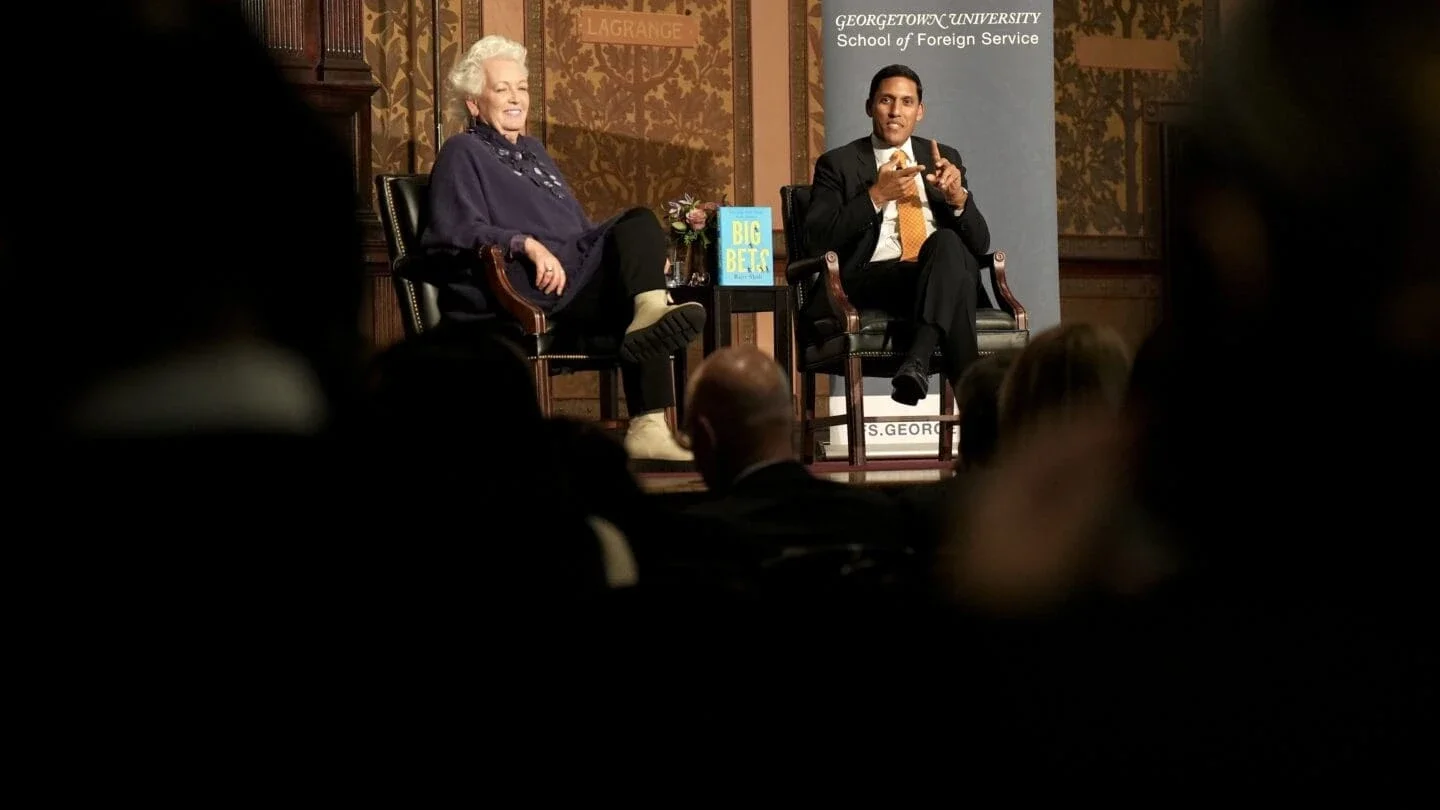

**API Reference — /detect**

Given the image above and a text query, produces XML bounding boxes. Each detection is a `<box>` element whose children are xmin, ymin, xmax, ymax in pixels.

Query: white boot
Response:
<box><xmin>621</xmin><ymin>290</ymin><xmax>705</xmax><ymax>363</ymax></box>
<box><xmin>624</xmin><ymin>410</ymin><xmax>693</xmax><ymax>462</ymax></box>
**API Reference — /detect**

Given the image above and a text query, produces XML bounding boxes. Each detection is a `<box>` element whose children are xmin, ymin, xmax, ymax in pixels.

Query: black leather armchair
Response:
<box><xmin>376</xmin><ymin>173</ymin><xmax>678</xmax><ymax>424</ymax></box>
<box><xmin>780</xmin><ymin>184</ymin><xmax>1029</xmax><ymax>465</ymax></box>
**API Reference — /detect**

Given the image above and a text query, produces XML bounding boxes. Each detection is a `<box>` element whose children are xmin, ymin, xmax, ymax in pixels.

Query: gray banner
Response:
<box><xmin>819</xmin><ymin>0</ymin><xmax>1059</xmax><ymax>455</ymax></box>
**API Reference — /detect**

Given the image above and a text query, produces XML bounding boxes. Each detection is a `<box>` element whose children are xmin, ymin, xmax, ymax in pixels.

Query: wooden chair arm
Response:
<box><xmin>784</xmin><ymin>255</ymin><xmax>828</xmax><ymax>285</ymax></box>
<box><xmin>820</xmin><ymin>251</ymin><xmax>862</xmax><ymax>334</ymax></box>
<box><xmin>984</xmin><ymin>249</ymin><xmax>1027</xmax><ymax>331</ymax></box>
<box><xmin>480</xmin><ymin>243</ymin><xmax>548</xmax><ymax>335</ymax></box>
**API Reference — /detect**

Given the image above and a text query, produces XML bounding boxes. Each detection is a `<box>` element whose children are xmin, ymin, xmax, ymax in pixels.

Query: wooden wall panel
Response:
<box><xmin>1059</xmin><ymin>274</ymin><xmax>1163</xmax><ymax>350</ymax></box>
<box><xmin>245</xmin><ymin>1</ymin><xmax>389</xmax><ymax>354</ymax></box>
<box><xmin>365</xmin><ymin>277</ymin><xmax>408</xmax><ymax>350</ymax></box>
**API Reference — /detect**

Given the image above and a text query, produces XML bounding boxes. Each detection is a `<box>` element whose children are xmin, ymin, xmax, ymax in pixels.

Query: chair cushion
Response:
<box><xmin>801</xmin><ymin>309</ymin><xmax>1029</xmax><ymax>372</ymax></box>
<box><xmin>977</xmin><ymin>329</ymin><xmax>1030</xmax><ymax>356</ymax></box>
<box><xmin>803</xmin><ymin>334</ymin><xmax>935</xmax><ymax>375</ymax></box>
<box><xmin>803</xmin><ymin>328</ymin><xmax>1029</xmax><ymax>373</ymax></box>
<box><xmin>808</xmin><ymin>307</ymin><xmax>1017</xmax><ymax>342</ymax></box>
<box><xmin>536</xmin><ymin>330</ymin><xmax>621</xmax><ymax>359</ymax></box>
<box><xmin>976</xmin><ymin>307</ymin><xmax>1016</xmax><ymax>331</ymax></box>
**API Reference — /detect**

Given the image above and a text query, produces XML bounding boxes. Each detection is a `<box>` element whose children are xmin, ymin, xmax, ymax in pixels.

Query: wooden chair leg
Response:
<box><xmin>670</xmin><ymin>352</ymin><xmax>688</xmax><ymax>429</ymax></box>
<box><xmin>599</xmin><ymin>367</ymin><xmax>620</xmax><ymax>421</ymax></box>
<box><xmin>800</xmin><ymin>371</ymin><xmax>816</xmax><ymax>464</ymax></box>
<box><xmin>845</xmin><ymin>356</ymin><xmax>865</xmax><ymax>467</ymax></box>
<box><xmin>939</xmin><ymin>380</ymin><xmax>955</xmax><ymax>464</ymax></box>
<box><xmin>533</xmin><ymin>358</ymin><xmax>553</xmax><ymax>418</ymax></box>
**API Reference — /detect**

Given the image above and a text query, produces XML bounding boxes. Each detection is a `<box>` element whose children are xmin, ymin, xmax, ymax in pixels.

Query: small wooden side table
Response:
<box><xmin>669</xmin><ymin>284</ymin><xmax>794</xmax><ymax>387</ymax></box>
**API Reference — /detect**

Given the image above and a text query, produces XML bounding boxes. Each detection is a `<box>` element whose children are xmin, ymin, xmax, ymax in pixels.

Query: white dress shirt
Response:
<box><xmin>868</xmin><ymin>135</ymin><xmax>968</xmax><ymax>264</ymax></box>
<box><xmin>869</xmin><ymin>136</ymin><xmax>936</xmax><ymax>263</ymax></box>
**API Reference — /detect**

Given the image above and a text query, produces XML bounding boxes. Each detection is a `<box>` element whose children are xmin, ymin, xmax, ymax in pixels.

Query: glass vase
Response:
<box><xmin>685</xmin><ymin>240</ymin><xmax>712</xmax><ymax>286</ymax></box>
<box><xmin>666</xmin><ymin>241</ymin><xmax>689</xmax><ymax>288</ymax></box>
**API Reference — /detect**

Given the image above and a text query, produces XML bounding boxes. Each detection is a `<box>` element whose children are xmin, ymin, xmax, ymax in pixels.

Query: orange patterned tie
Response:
<box><xmin>894</xmin><ymin>150</ymin><xmax>926</xmax><ymax>262</ymax></box>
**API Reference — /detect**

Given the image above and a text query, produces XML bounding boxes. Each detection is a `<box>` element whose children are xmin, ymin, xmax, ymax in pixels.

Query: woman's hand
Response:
<box><xmin>524</xmin><ymin>237</ymin><xmax>567</xmax><ymax>296</ymax></box>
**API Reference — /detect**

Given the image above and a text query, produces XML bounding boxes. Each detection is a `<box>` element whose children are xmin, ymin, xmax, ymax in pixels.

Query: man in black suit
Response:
<box><xmin>676</xmin><ymin>345</ymin><xmax>917</xmax><ymax>558</ymax></box>
<box><xmin>805</xmin><ymin>64</ymin><xmax>992</xmax><ymax>406</ymax></box>
<box><xmin>620</xmin><ymin>345</ymin><xmax>933</xmax><ymax>630</ymax></box>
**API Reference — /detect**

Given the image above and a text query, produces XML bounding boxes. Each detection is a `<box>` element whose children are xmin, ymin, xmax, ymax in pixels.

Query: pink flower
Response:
<box><xmin>686</xmin><ymin>208</ymin><xmax>708</xmax><ymax>228</ymax></box>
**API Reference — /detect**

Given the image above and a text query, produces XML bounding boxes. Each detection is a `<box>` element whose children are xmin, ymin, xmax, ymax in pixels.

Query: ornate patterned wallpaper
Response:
<box><xmin>791</xmin><ymin>0</ymin><xmax>1206</xmax><ymax>260</ymax></box>
<box><xmin>790</xmin><ymin>0</ymin><xmax>825</xmax><ymax>186</ymax></box>
<box><xmin>527</xmin><ymin>0</ymin><xmax>753</xmax><ymax>221</ymax></box>
<box><xmin>364</xmin><ymin>0</ymin><xmax>482</xmax><ymax>179</ymax></box>
<box><xmin>1054</xmin><ymin>0</ymin><xmax>1203</xmax><ymax>258</ymax></box>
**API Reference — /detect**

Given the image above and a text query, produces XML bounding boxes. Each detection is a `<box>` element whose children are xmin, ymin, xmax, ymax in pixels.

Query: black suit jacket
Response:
<box><xmin>683</xmin><ymin>460</ymin><xmax>914</xmax><ymax>550</ymax></box>
<box><xmin>673</xmin><ymin>461</ymin><xmax>934</xmax><ymax>611</ymax></box>
<box><xmin>637</xmin><ymin>460</ymin><xmax>915</xmax><ymax>577</ymax></box>
<box><xmin>805</xmin><ymin>135</ymin><xmax>991</xmax><ymax>279</ymax></box>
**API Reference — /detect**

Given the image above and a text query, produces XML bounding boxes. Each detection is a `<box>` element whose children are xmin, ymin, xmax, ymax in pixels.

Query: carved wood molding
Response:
<box><xmin>1059</xmin><ymin>274</ymin><xmax>1162</xmax><ymax>299</ymax></box>
<box><xmin>463</xmin><ymin>0</ymin><xmax>481</xmax><ymax>48</ymax></box>
<box><xmin>732</xmin><ymin>0</ymin><xmax>754</xmax><ymax>205</ymax></box>
<box><xmin>788</xmin><ymin>0</ymin><xmax>810</xmax><ymax>185</ymax></box>
<box><xmin>246</xmin><ymin>1</ymin><xmax>379</xmax><ymax>209</ymax></box>
<box><xmin>321</xmin><ymin>0</ymin><xmax>372</xmax><ymax>83</ymax></box>
<box><xmin>1058</xmin><ymin>234</ymin><xmax>1159</xmax><ymax>261</ymax></box>
<box><xmin>524</xmin><ymin>1</ymin><xmax>545</xmax><ymax>141</ymax></box>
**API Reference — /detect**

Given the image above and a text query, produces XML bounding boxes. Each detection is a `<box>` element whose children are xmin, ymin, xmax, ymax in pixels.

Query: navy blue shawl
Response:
<box><xmin>420</xmin><ymin>124</ymin><xmax>620</xmax><ymax>319</ymax></box>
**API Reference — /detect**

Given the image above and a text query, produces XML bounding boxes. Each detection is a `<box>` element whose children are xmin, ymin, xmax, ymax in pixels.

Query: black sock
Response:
<box><xmin>907</xmin><ymin>325</ymin><xmax>939</xmax><ymax>371</ymax></box>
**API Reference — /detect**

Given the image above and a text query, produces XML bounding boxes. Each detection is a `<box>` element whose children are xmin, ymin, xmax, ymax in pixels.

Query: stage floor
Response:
<box><xmin>634</xmin><ymin>458</ymin><xmax>954</xmax><ymax>494</ymax></box>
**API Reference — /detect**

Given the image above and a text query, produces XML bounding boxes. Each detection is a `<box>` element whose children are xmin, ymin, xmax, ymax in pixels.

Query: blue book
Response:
<box><xmin>716</xmin><ymin>206</ymin><xmax>774</xmax><ymax>286</ymax></box>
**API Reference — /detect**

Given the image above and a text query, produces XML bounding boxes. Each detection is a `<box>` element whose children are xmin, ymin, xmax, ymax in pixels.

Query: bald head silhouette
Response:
<box><xmin>683</xmin><ymin>345</ymin><xmax>795</xmax><ymax>490</ymax></box>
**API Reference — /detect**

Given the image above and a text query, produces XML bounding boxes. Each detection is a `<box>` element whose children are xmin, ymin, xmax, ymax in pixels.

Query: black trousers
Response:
<box><xmin>843</xmin><ymin>228</ymin><xmax>981</xmax><ymax>382</ymax></box>
<box><xmin>555</xmin><ymin>207</ymin><xmax>674</xmax><ymax>413</ymax></box>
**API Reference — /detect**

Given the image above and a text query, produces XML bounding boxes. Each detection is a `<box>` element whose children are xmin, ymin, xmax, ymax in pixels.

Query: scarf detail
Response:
<box><xmin>469</xmin><ymin>123</ymin><xmax>570</xmax><ymax>201</ymax></box>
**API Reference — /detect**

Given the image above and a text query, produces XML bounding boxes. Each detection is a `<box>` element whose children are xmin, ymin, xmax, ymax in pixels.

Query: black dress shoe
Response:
<box><xmin>891</xmin><ymin>359</ymin><xmax>929</xmax><ymax>406</ymax></box>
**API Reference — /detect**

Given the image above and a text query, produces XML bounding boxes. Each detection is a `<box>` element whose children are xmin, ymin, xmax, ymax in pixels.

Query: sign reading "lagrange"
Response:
<box><xmin>577</xmin><ymin>9</ymin><xmax>699</xmax><ymax>48</ymax></box>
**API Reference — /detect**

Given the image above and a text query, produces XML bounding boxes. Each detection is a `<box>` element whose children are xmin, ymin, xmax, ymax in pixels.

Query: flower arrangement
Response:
<box><xmin>662</xmin><ymin>193</ymin><xmax>725</xmax><ymax>247</ymax></box>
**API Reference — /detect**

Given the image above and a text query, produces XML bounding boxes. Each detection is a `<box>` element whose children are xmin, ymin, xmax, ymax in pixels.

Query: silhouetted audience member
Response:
<box><xmin>29</xmin><ymin>3</ymin><xmax>365</xmax><ymax>444</ymax></box>
<box><xmin>995</xmin><ymin>321</ymin><xmax>1132</xmax><ymax>450</ymax></box>
<box><xmin>22</xmin><ymin>0</ymin><xmax>369</xmax><ymax>500</ymax></box>
<box><xmin>366</xmin><ymin>321</ymin><xmax>628</xmax><ymax>599</ymax></box>
<box><xmin>12</xmin><ymin>2</ymin><xmax>410</xmax><ymax>798</ymax></box>
<box><xmin>953</xmin><ymin>349</ymin><xmax>1018</xmax><ymax>473</ymax></box>
<box><xmin>368</xmin><ymin>321</ymin><xmax>544</xmax><ymax>443</ymax></box>
<box><xmin>934</xmin><ymin>324</ymin><xmax>1145</xmax><ymax>621</ymax></box>
<box><xmin>923</xmin><ymin>0</ymin><xmax>1439</xmax><ymax>777</ymax></box>
<box><xmin>888</xmin><ymin>349</ymin><xmax>1017</xmax><ymax>555</ymax></box>
<box><xmin>656</xmin><ymin>346</ymin><xmax>920</xmax><ymax>612</ymax></box>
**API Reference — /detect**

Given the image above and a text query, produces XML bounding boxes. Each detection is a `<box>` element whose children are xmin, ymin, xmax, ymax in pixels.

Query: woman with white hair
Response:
<box><xmin>421</xmin><ymin>35</ymin><xmax>702</xmax><ymax>461</ymax></box>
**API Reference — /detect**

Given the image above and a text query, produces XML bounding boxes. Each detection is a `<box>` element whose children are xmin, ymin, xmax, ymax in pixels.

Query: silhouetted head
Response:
<box><xmin>953</xmin><ymin>350</ymin><xmax>1020</xmax><ymax>472</ymax></box>
<box><xmin>997</xmin><ymin>322</ymin><xmax>1132</xmax><ymax>449</ymax></box>
<box><xmin>24</xmin><ymin>1</ymin><xmax>366</xmax><ymax>438</ymax></box>
<box><xmin>1140</xmin><ymin>0</ymin><xmax>1440</xmax><ymax>592</ymax></box>
<box><xmin>683</xmin><ymin>345</ymin><xmax>795</xmax><ymax>490</ymax></box>
<box><xmin>1174</xmin><ymin>0</ymin><xmax>1440</xmax><ymax>364</ymax></box>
